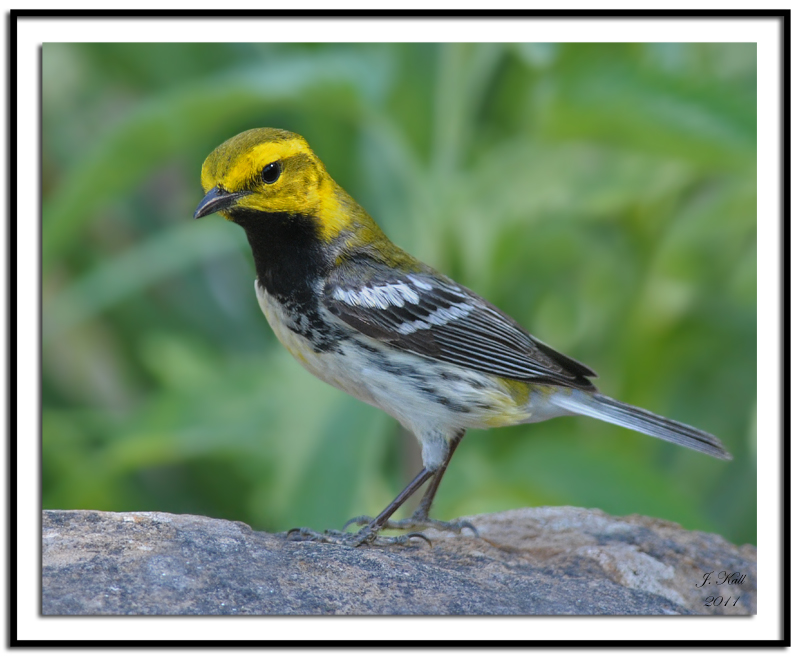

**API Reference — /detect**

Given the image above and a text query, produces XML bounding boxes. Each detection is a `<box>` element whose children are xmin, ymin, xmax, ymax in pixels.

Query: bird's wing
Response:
<box><xmin>322</xmin><ymin>262</ymin><xmax>597</xmax><ymax>389</ymax></box>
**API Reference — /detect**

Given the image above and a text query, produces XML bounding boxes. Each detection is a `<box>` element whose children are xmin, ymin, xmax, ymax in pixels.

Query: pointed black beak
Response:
<box><xmin>193</xmin><ymin>186</ymin><xmax>251</xmax><ymax>219</ymax></box>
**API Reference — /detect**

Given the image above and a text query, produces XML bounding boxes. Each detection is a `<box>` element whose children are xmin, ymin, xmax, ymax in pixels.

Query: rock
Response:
<box><xmin>42</xmin><ymin>507</ymin><xmax>755</xmax><ymax>615</ymax></box>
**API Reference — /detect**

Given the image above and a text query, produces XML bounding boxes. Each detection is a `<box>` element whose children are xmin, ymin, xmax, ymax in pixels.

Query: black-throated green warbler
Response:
<box><xmin>194</xmin><ymin>128</ymin><xmax>731</xmax><ymax>546</ymax></box>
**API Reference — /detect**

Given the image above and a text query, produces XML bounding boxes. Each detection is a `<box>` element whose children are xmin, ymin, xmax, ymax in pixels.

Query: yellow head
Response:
<box><xmin>194</xmin><ymin>128</ymin><xmax>336</xmax><ymax>220</ymax></box>
<box><xmin>194</xmin><ymin>127</ymin><xmax>405</xmax><ymax>259</ymax></box>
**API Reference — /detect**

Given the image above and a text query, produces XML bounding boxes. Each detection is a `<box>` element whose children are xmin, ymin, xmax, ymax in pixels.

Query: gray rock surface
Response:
<box><xmin>42</xmin><ymin>507</ymin><xmax>756</xmax><ymax>615</ymax></box>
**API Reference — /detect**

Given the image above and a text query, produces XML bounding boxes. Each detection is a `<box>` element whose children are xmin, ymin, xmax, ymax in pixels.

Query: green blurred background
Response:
<box><xmin>42</xmin><ymin>43</ymin><xmax>756</xmax><ymax>545</ymax></box>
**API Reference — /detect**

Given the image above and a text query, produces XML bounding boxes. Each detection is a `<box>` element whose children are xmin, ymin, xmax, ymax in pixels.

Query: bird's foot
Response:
<box><xmin>343</xmin><ymin>514</ymin><xmax>479</xmax><ymax>538</ymax></box>
<box><xmin>285</xmin><ymin>525</ymin><xmax>430</xmax><ymax>548</ymax></box>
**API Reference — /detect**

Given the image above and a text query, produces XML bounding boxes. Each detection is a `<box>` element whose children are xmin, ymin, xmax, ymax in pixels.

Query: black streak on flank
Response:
<box><xmin>434</xmin><ymin>396</ymin><xmax>471</xmax><ymax>414</ymax></box>
<box><xmin>353</xmin><ymin>340</ymin><xmax>423</xmax><ymax>380</ymax></box>
<box><xmin>354</xmin><ymin>341</ymin><xmax>381</xmax><ymax>355</ymax></box>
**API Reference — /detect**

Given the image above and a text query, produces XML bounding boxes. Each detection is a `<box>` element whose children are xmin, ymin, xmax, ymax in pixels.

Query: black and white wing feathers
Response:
<box><xmin>322</xmin><ymin>262</ymin><xmax>597</xmax><ymax>390</ymax></box>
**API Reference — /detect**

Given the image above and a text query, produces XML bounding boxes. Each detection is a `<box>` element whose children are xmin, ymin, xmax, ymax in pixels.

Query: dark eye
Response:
<box><xmin>261</xmin><ymin>161</ymin><xmax>282</xmax><ymax>184</ymax></box>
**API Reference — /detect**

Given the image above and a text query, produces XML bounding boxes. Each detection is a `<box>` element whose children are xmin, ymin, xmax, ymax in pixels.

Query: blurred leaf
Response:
<box><xmin>537</xmin><ymin>61</ymin><xmax>755</xmax><ymax>171</ymax></box>
<box><xmin>44</xmin><ymin>220</ymin><xmax>241</xmax><ymax>341</ymax></box>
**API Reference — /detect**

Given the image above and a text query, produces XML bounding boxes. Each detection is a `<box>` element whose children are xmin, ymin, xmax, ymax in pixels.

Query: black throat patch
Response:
<box><xmin>229</xmin><ymin>209</ymin><xmax>344</xmax><ymax>353</ymax></box>
<box><xmin>230</xmin><ymin>209</ymin><xmax>329</xmax><ymax>304</ymax></box>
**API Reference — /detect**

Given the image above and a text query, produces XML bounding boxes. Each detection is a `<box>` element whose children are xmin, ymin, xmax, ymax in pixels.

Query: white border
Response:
<box><xmin>14</xmin><ymin>10</ymin><xmax>781</xmax><ymax>646</ymax></box>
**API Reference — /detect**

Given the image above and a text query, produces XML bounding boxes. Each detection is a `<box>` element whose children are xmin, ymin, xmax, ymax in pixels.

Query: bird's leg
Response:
<box><xmin>344</xmin><ymin>430</ymin><xmax>478</xmax><ymax>538</ymax></box>
<box><xmin>287</xmin><ymin>467</ymin><xmax>435</xmax><ymax>547</ymax></box>
<box><xmin>410</xmin><ymin>429</ymin><xmax>464</xmax><ymax>522</ymax></box>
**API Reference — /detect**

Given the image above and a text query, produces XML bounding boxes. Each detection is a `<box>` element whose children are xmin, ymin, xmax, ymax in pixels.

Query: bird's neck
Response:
<box><xmin>230</xmin><ymin>209</ymin><xmax>329</xmax><ymax>306</ymax></box>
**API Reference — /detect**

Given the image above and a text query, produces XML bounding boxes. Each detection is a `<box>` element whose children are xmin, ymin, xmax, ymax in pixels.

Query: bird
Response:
<box><xmin>194</xmin><ymin>127</ymin><xmax>731</xmax><ymax>547</ymax></box>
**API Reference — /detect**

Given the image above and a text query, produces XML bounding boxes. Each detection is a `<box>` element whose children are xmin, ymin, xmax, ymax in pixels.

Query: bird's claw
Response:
<box><xmin>286</xmin><ymin>526</ymin><xmax>369</xmax><ymax>547</ymax></box>
<box><xmin>342</xmin><ymin>515</ymin><xmax>374</xmax><ymax>531</ymax></box>
<box><xmin>345</xmin><ymin>515</ymin><xmax>479</xmax><ymax>537</ymax></box>
<box><xmin>286</xmin><ymin>526</ymin><xmax>430</xmax><ymax>548</ymax></box>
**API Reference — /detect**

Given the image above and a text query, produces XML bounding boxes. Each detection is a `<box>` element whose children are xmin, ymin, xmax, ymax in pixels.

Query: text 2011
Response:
<box><xmin>704</xmin><ymin>595</ymin><xmax>740</xmax><ymax>607</ymax></box>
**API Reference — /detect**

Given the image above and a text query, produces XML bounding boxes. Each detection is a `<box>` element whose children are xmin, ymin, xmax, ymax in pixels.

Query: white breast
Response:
<box><xmin>254</xmin><ymin>280</ymin><xmax>385</xmax><ymax>407</ymax></box>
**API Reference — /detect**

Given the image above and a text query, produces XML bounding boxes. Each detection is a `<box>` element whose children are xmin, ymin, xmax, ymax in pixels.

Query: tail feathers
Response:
<box><xmin>554</xmin><ymin>392</ymin><xmax>732</xmax><ymax>461</ymax></box>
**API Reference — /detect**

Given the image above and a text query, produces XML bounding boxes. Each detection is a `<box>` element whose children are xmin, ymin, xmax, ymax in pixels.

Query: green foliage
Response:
<box><xmin>42</xmin><ymin>43</ymin><xmax>756</xmax><ymax>545</ymax></box>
